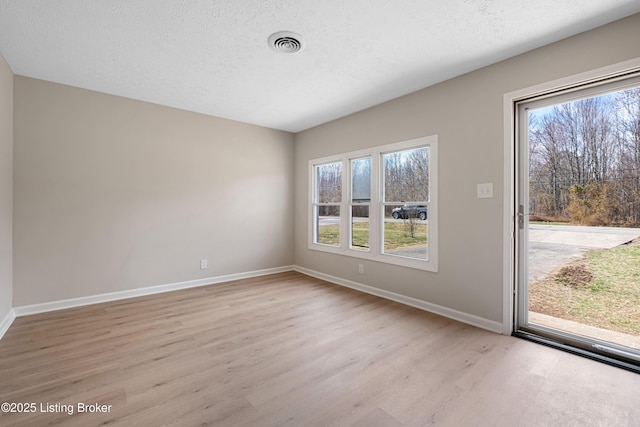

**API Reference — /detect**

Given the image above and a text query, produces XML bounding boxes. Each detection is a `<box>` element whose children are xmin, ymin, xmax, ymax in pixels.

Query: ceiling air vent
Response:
<box><xmin>268</xmin><ymin>31</ymin><xmax>305</xmax><ymax>54</ymax></box>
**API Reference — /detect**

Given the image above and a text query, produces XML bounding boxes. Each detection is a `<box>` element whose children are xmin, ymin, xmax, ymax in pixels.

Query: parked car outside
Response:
<box><xmin>391</xmin><ymin>205</ymin><xmax>427</xmax><ymax>220</ymax></box>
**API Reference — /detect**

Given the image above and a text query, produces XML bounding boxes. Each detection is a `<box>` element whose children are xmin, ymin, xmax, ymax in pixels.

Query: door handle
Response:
<box><xmin>518</xmin><ymin>204</ymin><xmax>525</xmax><ymax>230</ymax></box>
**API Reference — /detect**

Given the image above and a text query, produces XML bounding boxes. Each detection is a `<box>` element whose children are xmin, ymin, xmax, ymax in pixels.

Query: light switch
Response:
<box><xmin>477</xmin><ymin>183</ymin><xmax>494</xmax><ymax>199</ymax></box>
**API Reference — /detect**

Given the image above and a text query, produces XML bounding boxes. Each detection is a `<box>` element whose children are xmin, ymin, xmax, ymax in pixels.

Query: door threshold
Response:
<box><xmin>529</xmin><ymin>311</ymin><xmax>640</xmax><ymax>350</ymax></box>
<box><xmin>513</xmin><ymin>330</ymin><xmax>640</xmax><ymax>375</ymax></box>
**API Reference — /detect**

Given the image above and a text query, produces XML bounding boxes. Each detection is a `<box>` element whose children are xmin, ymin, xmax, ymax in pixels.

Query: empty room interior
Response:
<box><xmin>1</xmin><ymin>2</ymin><xmax>640</xmax><ymax>426</ymax></box>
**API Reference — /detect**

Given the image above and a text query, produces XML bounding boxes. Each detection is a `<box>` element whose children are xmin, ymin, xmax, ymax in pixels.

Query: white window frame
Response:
<box><xmin>308</xmin><ymin>135</ymin><xmax>438</xmax><ymax>272</ymax></box>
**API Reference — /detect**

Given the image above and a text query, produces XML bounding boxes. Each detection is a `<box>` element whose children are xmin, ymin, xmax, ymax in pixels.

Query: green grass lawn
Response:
<box><xmin>529</xmin><ymin>239</ymin><xmax>640</xmax><ymax>336</ymax></box>
<box><xmin>318</xmin><ymin>220</ymin><xmax>427</xmax><ymax>251</ymax></box>
<box><xmin>383</xmin><ymin>221</ymin><xmax>427</xmax><ymax>251</ymax></box>
<box><xmin>351</xmin><ymin>221</ymin><xmax>370</xmax><ymax>249</ymax></box>
<box><xmin>529</xmin><ymin>221</ymin><xmax>572</xmax><ymax>226</ymax></box>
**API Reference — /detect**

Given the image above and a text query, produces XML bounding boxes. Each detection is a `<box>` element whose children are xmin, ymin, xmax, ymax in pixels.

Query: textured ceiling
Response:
<box><xmin>1</xmin><ymin>1</ymin><xmax>639</xmax><ymax>132</ymax></box>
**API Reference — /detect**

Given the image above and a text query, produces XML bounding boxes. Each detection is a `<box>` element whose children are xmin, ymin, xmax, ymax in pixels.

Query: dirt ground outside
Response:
<box><xmin>527</xmin><ymin>225</ymin><xmax>640</xmax><ymax>344</ymax></box>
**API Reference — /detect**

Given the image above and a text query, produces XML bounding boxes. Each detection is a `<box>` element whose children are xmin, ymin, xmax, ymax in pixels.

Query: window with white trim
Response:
<box><xmin>312</xmin><ymin>161</ymin><xmax>342</xmax><ymax>247</ymax></box>
<box><xmin>309</xmin><ymin>136</ymin><xmax>438</xmax><ymax>272</ymax></box>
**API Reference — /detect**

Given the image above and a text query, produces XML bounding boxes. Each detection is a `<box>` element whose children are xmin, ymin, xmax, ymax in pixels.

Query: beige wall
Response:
<box><xmin>13</xmin><ymin>77</ymin><xmax>295</xmax><ymax>306</ymax></box>
<box><xmin>294</xmin><ymin>14</ymin><xmax>640</xmax><ymax>324</ymax></box>
<box><xmin>6</xmin><ymin>13</ymin><xmax>640</xmax><ymax>322</ymax></box>
<box><xmin>0</xmin><ymin>53</ymin><xmax>12</xmax><ymax>320</ymax></box>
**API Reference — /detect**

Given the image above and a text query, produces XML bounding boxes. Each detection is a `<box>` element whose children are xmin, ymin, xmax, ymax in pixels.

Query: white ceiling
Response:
<box><xmin>1</xmin><ymin>1</ymin><xmax>639</xmax><ymax>133</ymax></box>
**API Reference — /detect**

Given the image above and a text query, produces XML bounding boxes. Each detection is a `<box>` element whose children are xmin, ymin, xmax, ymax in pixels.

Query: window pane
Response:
<box><xmin>317</xmin><ymin>162</ymin><xmax>342</xmax><ymax>203</ymax></box>
<box><xmin>383</xmin><ymin>205</ymin><xmax>427</xmax><ymax>260</ymax></box>
<box><xmin>351</xmin><ymin>157</ymin><xmax>371</xmax><ymax>202</ymax></box>
<box><xmin>351</xmin><ymin>205</ymin><xmax>369</xmax><ymax>250</ymax></box>
<box><xmin>316</xmin><ymin>205</ymin><xmax>340</xmax><ymax>246</ymax></box>
<box><xmin>383</xmin><ymin>147</ymin><xmax>429</xmax><ymax>202</ymax></box>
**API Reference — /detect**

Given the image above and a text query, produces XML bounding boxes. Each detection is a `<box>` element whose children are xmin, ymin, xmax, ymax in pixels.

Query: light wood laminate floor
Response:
<box><xmin>1</xmin><ymin>271</ymin><xmax>639</xmax><ymax>426</ymax></box>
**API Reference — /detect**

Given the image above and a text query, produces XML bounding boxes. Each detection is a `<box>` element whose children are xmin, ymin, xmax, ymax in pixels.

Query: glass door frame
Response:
<box><xmin>503</xmin><ymin>59</ymin><xmax>640</xmax><ymax>373</ymax></box>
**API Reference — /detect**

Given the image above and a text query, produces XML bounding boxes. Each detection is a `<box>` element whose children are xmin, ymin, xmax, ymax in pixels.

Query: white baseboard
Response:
<box><xmin>14</xmin><ymin>265</ymin><xmax>294</xmax><ymax>317</ymax></box>
<box><xmin>294</xmin><ymin>266</ymin><xmax>503</xmax><ymax>334</ymax></box>
<box><xmin>9</xmin><ymin>264</ymin><xmax>501</xmax><ymax>336</ymax></box>
<box><xmin>0</xmin><ymin>308</ymin><xmax>16</xmax><ymax>340</ymax></box>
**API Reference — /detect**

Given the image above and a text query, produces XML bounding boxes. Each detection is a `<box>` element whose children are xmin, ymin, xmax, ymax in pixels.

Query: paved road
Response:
<box><xmin>528</xmin><ymin>224</ymin><xmax>640</xmax><ymax>281</ymax></box>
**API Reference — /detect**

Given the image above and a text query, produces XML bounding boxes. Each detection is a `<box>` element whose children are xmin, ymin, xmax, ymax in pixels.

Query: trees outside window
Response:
<box><xmin>529</xmin><ymin>87</ymin><xmax>640</xmax><ymax>226</ymax></box>
<box><xmin>383</xmin><ymin>147</ymin><xmax>429</xmax><ymax>243</ymax></box>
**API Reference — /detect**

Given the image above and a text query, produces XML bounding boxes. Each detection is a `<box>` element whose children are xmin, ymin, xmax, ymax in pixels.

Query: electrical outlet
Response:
<box><xmin>358</xmin><ymin>263</ymin><xmax>364</xmax><ymax>274</ymax></box>
<box><xmin>200</xmin><ymin>259</ymin><xmax>208</xmax><ymax>269</ymax></box>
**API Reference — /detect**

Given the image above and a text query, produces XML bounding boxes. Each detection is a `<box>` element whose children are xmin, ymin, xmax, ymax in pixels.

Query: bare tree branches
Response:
<box><xmin>529</xmin><ymin>88</ymin><xmax>640</xmax><ymax>225</ymax></box>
